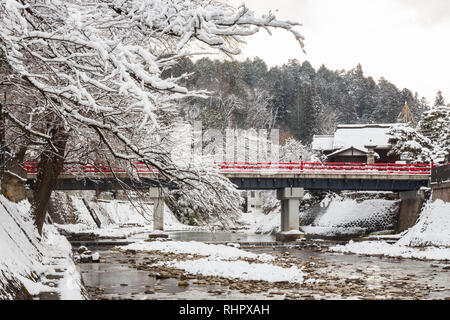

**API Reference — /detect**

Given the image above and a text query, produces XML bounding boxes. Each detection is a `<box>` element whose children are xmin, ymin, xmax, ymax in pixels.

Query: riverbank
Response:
<box><xmin>0</xmin><ymin>196</ymin><xmax>86</xmax><ymax>299</ymax></box>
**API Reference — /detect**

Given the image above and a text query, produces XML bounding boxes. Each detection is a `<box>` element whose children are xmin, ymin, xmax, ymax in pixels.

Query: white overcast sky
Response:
<box><xmin>229</xmin><ymin>0</ymin><xmax>450</xmax><ymax>104</ymax></box>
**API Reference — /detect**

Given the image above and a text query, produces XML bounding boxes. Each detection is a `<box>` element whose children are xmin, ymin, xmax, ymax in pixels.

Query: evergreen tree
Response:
<box><xmin>434</xmin><ymin>90</ymin><xmax>446</xmax><ymax>108</ymax></box>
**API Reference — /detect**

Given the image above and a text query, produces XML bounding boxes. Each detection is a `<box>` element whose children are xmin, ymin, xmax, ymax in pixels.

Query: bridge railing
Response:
<box><xmin>23</xmin><ymin>161</ymin><xmax>159</xmax><ymax>175</ymax></box>
<box><xmin>23</xmin><ymin>161</ymin><xmax>432</xmax><ymax>176</ymax></box>
<box><xmin>214</xmin><ymin>162</ymin><xmax>432</xmax><ymax>175</ymax></box>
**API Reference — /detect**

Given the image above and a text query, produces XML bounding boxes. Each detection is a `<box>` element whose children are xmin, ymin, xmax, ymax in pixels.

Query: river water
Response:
<box><xmin>77</xmin><ymin>231</ymin><xmax>450</xmax><ymax>300</ymax></box>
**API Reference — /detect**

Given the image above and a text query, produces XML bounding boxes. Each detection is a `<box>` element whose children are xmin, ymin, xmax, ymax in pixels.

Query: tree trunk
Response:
<box><xmin>32</xmin><ymin>127</ymin><xmax>68</xmax><ymax>235</ymax></box>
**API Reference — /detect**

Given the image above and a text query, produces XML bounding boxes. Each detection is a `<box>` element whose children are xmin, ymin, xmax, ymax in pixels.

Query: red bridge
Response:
<box><xmin>24</xmin><ymin>161</ymin><xmax>432</xmax><ymax>175</ymax></box>
<box><xmin>24</xmin><ymin>162</ymin><xmax>433</xmax><ymax>191</ymax></box>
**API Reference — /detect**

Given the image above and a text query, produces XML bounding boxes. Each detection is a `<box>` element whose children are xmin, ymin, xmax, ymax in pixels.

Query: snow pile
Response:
<box><xmin>0</xmin><ymin>196</ymin><xmax>85</xmax><ymax>299</ymax></box>
<box><xmin>158</xmin><ymin>259</ymin><xmax>305</xmax><ymax>283</ymax></box>
<box><xmin>119</xmin><ymin>240</ymin><xmax>274</xmax><ymax>262</ymax></box>
<box><xmin>330</xmin><ymin>199</ymin><xmax>450</xmax><ymax>261</ymax></box>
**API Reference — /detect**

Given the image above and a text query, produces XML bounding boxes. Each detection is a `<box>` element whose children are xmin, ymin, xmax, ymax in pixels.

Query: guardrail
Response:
<box><xmin>23</xmin><ymin>161</ymin><xmax>432</xmax><ymax>176</ymax></box>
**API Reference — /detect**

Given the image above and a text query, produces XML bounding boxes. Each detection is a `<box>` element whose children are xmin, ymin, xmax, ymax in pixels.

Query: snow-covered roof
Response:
<box><xmin>326</xmin><ymin>146</ymin><xmax>368</xmax><ymax>158</ymax></box>
<box><xmin>326</xmin><ymin>146</ymin><xmax>380</xmax><ymax>159</ymax></box>
<box><xmin>311</xmin><ymin>135</ymin><xmax>334</xmax><ymax>151</ymax></box>
<box><xmin>312</xmin><ymin>124</ymin><xmax>395</xmax><ymax>151</ymax></box>
<box><xmin>333</xmin><ymin>124</ymin><xmax>393</xmax><ymax>150</ymax></box>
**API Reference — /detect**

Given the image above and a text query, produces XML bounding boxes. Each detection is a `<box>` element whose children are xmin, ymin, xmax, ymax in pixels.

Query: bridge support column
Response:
<box><xmin>397</xmin><ymin>190</ymin><xmax>426</xmax><ymax>233</ymax></box>
<box><xmin>276</xmin><ymin>187</ymin><xmax>305</xmax><ymax>241</ymax></box>
<box><xmin>149</xmin><ymin>187</ymin><xmax>169</xmax><ymax>238</ymax></box>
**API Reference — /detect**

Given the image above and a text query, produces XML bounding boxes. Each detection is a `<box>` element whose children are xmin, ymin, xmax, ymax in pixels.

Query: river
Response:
<box><xmin>76</xmin><ymin>231</ymin><xmax>450</xmax><ymax>300</ymax></box>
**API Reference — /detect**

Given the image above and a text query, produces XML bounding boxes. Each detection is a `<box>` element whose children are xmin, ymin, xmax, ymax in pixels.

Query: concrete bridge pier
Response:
<box><xmin>276</xmin><ymin>187</ymin><xmax>305</xmax><ymax>241</ymax></box>
<box><xmin>149</xmin><ymin>187</ymin><xmax>169</xmax><ymax>238</ymax></box>
<box><xmin>396</xmin><ymin>190</ymin><xmax>426</xmax><ymax>233</ymax></box>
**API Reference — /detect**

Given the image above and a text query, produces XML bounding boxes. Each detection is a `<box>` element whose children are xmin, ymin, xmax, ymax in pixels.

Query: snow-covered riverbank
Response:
<box><xmin>330</xmin><ymin>200</ymin><xmax>450</xmax><ymax>260</ymax></box>
<box><xmin>51</xmin><ymin>192</ymin><xmax>201</xmax><ymax>239</ymax></box>
<box><xmin>238</xmin><ymin>192</ymin><xmax>399</xmax><ymax>237</ymax></box>
<box><xmin>0</xmin><ymin>196</ymin><xmax>86</xmax><ymax>299</ymax></box>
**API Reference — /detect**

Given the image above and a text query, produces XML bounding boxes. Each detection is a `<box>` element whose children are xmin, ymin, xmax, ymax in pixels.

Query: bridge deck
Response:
<box><xmin>24</xmin><ymin>162</ymin><xmax>431</xmax><ymax>191</ymax></box>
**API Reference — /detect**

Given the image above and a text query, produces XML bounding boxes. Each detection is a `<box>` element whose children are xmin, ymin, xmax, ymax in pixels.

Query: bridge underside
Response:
<box><xmin>229</xmin><ymin>177</ymin><xmax>429</xmax><ymax>191</ymax></box>
<box><xmin>27</xmin><ymin>176</ymin><xmax>429</xmax><ymax>192</ymax></box>
<box><xmin>26</xmin><ymin>178</ymin><xmax>172</xmax><ymax>191</ymax></box>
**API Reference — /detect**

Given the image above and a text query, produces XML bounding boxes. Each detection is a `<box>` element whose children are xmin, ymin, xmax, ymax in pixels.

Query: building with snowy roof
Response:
<box><xmin>312</xmin><ymin>123</ymin><xmax>400</xmax><ymax>163</ymax></box>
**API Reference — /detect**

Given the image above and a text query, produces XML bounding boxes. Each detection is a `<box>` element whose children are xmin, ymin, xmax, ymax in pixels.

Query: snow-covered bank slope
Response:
<box><xmin>304</xmin><ymin>194</ymin><xmax>399</xmax><ymax>236</ymax></box>
<box><xmin>239</xmin><ymin>192</ymin><xmax>399</xmax><ymax>236</ymax></box>
<box><xmin>0</xmin><ymin>196</ymin><xmax>85</xmax><ymax>299</ymax></box>
<box><xmin>397</xmin><ymin>200</ymin><xmax>450</xmax><ymax>247</ymax></box>
<box><xmin>331</xmin><ymin>199</ymin><xmax>450</xmax><ymax>260</ymax></box>
<box><xmin>51</xmin><ymin>192</ymin><xmax>196</xmax><ymax>238</ymax></box>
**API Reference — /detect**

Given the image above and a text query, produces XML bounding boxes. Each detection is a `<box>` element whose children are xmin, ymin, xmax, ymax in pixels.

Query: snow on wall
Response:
<box><xmin>0</xmin><ymin>196</ymin><xmax>85</xmax><ymax>299</ymax></box>
<box><xmin>239</xmin><ymin>193</ymin><xmax>399</xmax><ymax>237</ymax></box>
<box><xmin>88</xmin><ymin>199</ymin><xmax>152</xmax><ymax>227</ymax></box>
<box><xmin>311</xmin><ymin>195</ymin><xmax>399</xmax><ymax>232</ymax></box>
<box><xmin>53</xmin><ymin>193</ymin><xmax>192</xmax><ymax>236</ymax></box>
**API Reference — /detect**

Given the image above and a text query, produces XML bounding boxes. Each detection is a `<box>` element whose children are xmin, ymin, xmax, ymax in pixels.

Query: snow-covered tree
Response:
<box><xmin>0</xmin><ymin>0</ymin><xmax>304</xmax><ymax>233</ymax></box>
<box><xmin>418</xmin><ymin>104</ymin><xmax>450</xmax><ymax>161</ymax></box>
<box><xmin>280</xmin><ymin>137</ymin><xmax>312</xmax><ymax>162</ymax></box>
<box><xmin>388</xmin><ymin>125</ymin><xmax>434</xmax><ymax>163</ymax></box>
<box><xmin>434</xmin><ymin>90</ymin><xmax>446</xmax><ymax>108</ymax></box>
<box><xmin>388</xmin><ymin>104</ymin><xmax>450</xmax><ymax>163</ymax></box>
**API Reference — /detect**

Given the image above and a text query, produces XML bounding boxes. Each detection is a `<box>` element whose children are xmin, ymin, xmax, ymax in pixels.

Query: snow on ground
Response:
<box><xmin>118</xmin><ymin>240</ymin><xmax>274</xmax><ymax>262</ymax></box>
<box><xmin>330</xmin><ymin>200</ymin><xmax>450</xmax><ymax>261</ymax></box>
<box><xmin>0</xmin><ymin>196</ymin><xmax>85</xmax><ymax>299</ymax></box>
<box><xmin>330</xmin><ymin>240</ymin><xmax>450</xmax><ymax>261</ymax></box>
<box><xmin>157</xmin><ymin>259</ymin><xmax>305</xmax><ymax>283</ymax></box>
<box><xmin>119</xmin><ymin>240</ymin><xmax>305</xmax><ymax>283</ymax></box>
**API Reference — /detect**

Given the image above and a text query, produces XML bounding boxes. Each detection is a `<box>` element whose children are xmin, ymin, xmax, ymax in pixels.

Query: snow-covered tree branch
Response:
<box><xmin>0</xmin><ymin>0</ymin><xmax>304</xmax><ymax>233</ymax></box>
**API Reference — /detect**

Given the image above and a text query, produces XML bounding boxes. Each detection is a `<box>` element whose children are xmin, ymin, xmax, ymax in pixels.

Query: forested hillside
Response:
<box><xmin>163</xmin><ymin>58</ymin><xmax>431</xmax><ymax>144</ymax></box>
